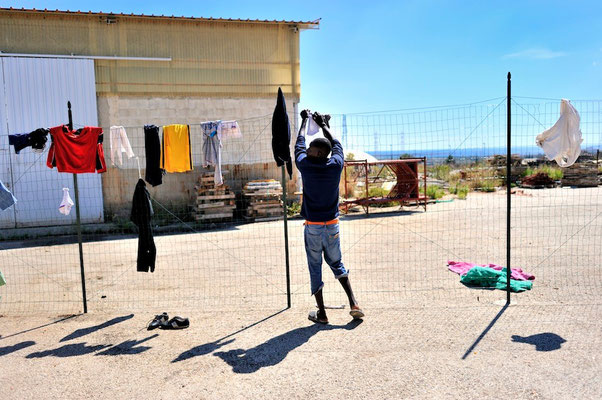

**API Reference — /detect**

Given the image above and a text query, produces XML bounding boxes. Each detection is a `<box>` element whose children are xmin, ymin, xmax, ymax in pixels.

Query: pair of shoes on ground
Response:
<box><xmin>308</xmin><ymin>306</ymin><xmax>364</xmax><ymax>324</ymax></box>
<box><xmin>147</xmin><ymin>312</ymin><xmax>190</xmax><ymax>330</ymax></box>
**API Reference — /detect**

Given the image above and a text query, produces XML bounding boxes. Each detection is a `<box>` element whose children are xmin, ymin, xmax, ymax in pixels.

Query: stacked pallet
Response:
<box><xmin>561</xmin><ymin>162</ymin><xmax>599</xmax><ymax>187</ymax></box>
<box><xmin>243</xmin><ymin>180</ymin><xmax>283</xmax><ymax>221</ymax></box>
<box><xmin>193</xmin><ymin>174</ymin><xmax>236</xmax><ymax>221</ymax></box>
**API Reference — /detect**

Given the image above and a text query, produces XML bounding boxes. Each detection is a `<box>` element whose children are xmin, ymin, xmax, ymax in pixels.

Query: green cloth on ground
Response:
<box><xmin>460</xmin><ymin>266</ymin><xmax>532</xmax><ymax>293</ymax></box>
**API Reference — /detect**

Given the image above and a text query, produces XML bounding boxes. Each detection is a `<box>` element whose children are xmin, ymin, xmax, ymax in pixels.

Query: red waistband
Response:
<box><xmin>304</xmin><ymin>219</ymin><xmax>339</xmax><ymax>225</ymax></box>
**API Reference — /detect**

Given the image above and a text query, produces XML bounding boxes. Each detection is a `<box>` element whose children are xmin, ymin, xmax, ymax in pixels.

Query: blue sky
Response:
<box><xmin>6</xmin><ymin>0</ymin><xmax>602</xmax><ymax>115</ymax></box>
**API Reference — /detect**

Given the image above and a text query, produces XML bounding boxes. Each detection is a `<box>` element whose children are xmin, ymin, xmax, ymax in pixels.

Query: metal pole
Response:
<box><xmin>281</xmin><ymin>165</ymin><xmax>291</xmax><ymax>308</ymax></box>
<box><xmin>506</xmin><ymin>73</ymin><xmax>512</xmax><ymax>305</ymax></box>
<box><xmin>68</xmin><ymin>101</ymin><xmax>88</xmax><ymax>313</ymax></box>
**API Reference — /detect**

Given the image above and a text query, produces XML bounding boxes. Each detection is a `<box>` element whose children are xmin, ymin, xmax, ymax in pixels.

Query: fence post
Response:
<box><xmin>281</xmin><ymin>165</ymin><xmax>291</xmax><ymax>308</ymax></box>
<box><xmin>506</xmin><ymin>73</ymin><xmax>512</xmax><ymax>304</ymax></box>
<box><xmin>68</xmin><ymin>101</ymin><xmax>88</xmax><ymax>313</ymax></box>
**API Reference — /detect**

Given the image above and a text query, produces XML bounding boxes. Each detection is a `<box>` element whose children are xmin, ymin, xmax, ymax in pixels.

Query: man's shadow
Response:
<box><xmin>214</xmin><ymin>320</ymin><xmax>363</xmax><ymax>374</ymax></box>
<box><xmin>511</xmin><ymin>333</ymin><xmax>566</xmax><ymax>351</ymax></box>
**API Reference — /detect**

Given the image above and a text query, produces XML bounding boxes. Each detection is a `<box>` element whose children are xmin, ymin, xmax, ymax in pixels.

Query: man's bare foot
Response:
<box><xmin>350</xmin><ymin>305</ymin><xmax>364</xmax><ymax>319</ymax></box>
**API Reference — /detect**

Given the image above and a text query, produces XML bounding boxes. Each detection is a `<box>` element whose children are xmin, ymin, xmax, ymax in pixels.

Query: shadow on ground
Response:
<box><xmin>60</xmin><ymin>314</ymin><xmax>134</xmax><ymax>342</ymax></box>
<box><xmin>511</xmin><ymin>333</ymin><xmax>567</xmax><ymax>351</ymax></box>
<box><xmin>214</xmin><ymin>320</ymin><xmax>363</xmax><ymax>374</ymax></box>
<box><xmin>0</xmin><ymin>341</ymin><xmax>36</xmax><ymax>356</ymax></box>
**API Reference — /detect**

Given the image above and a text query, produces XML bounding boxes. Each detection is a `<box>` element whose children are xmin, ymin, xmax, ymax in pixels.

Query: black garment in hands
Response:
<box><xmin>130</xmin><ymin>179</ymin><xmax>156</xmax><ymax>272</ymax></box>
<box><xmin>144</xmin><ymin>125</ymin><xmax>164</xmax><ymax>187</ymax></box>
<box><xmin>271</xmin><ymin>87</ymin><xmax>293</xmax><ymax>178</ymax></box>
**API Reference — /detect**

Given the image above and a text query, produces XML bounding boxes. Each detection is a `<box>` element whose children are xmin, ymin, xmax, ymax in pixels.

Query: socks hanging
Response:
<box><xmin>59</xmin><ymin>188</ymin><xmax>74</xmax><ymax>216</ymax></box>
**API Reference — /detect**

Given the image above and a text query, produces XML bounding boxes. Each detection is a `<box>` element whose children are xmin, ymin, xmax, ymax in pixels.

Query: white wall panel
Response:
<box><xmin>1</xmin><ymin>57</ymin><xmax>103</xmax><ymax>226</ymax></box>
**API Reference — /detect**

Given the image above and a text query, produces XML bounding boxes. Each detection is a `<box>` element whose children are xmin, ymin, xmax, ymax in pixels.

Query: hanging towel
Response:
<box><xmin>271</xmin><ymin>87</ymin><xmax>293</xmax><ymax>178</ymax></box>
<box><xmin>109</xmin><ymin>126</ymin><xmax>135</xmax><ymax>166</ymax></box>
<box><xmin>58</xmin><ymin>188</ymin><xmax>74</xmax><ymax>216</ymax></box>
<box><xmin>161</xmin><ymin>124</ymin><xmax>193</xmax><ymax>173</ymax></box>
<box><xmin>47</xmin><ymin>125</ymin><xmax>107</xmax><ymax>173</ymax></box>
<box><xmin>219</xmin><ymin>120</ymin><xmax>242</xmax><ymax>138</ymax></box>
<box><xmin>130</xmin><ymin>179</ymin><xmax>156</xmax><ymax>273</ymax></box>
<box><xmin>201</xmin><ymin>121</ymin><xmax>223</xmax><ymax>186</ymax></box>
<box><xmin>0</xmin><ymin>180</ymin><xmax>17</xmax><ymax>211</ymax></box>
<box><xmin>144</xmin><ymin>125</ymin><xmax>163</xmax><ymax>187</ymax></box>
<box><xmin>536</xmin><ymin>99</ymin><xmax>583</xmax><ymax>168</ymax></box>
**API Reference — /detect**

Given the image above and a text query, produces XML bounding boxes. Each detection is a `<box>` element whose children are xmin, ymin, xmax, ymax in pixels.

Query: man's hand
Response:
<box><xmin>300</xmin><ymin>109</ymin><xmax>311</xmax><ymax>120</ymax></box>
<box><xmin>312</xmin><ymin>112</ymin><xmax>327</xmax><ymax>128</ymax></box>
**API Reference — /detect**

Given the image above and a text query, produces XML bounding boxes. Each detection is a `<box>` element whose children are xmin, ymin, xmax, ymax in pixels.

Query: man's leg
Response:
<box><xmin>304</xmin><ymin>225</ymin><xmax>327</xmax><ymax>321</ymax></box>
<box><xmin>323</xmin><ymin>224</ymin><xmax>363</xmax><ymax>316</ymax></box>
<box><xmin>338</xmin><ymin>276</ymin><xmax>358</xmax><ymax>308</ymax></box>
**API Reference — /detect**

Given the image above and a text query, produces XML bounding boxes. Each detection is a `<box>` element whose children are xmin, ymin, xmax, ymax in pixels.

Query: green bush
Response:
<box><xmin>430</xmin><ymin>164</ymin><xmax>451</xmax><ymax>181</ymax></box>
<box><xmin>287</xmin><ymin>201</ymin><xmax>301</xmax><ymax>216</ymax></box>
<box><xmin>450</xmin><ymin>184</ymin><xmax>469</xmax><ymax>199</ymax></box>
<box><xmin>522</xmin><ymin>165</ymin><xmax>563</xmax><ymax>180</ymax></box>
<box><xmin>456</xmin><ymin>185</ymin><xmax>469</xmax><ymax>199</ymax></box>
<box><xmin>425</xmin><ymin>185</ymin><xmax>445</xmax><ymax>199</ymax></box>
<box><xmin>368</xmin><ymin>187</ymin><xmax>397</xmax><ymax>207</ymax></box>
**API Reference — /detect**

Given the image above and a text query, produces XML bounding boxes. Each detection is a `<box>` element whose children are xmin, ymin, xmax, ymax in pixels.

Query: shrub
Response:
<box><xmin>456</xmin><ymin>185</ymin><xmax>469</xmax><ymax>199</ymax></box>
<box><xmin>368</xmin><ymin>186</ymin><xmax>397</xmax><ymax>207</ymax></box>
<box><xmin>425</xmin><ymin>185</ymin><xmax>445</xmax><ymax>199</ymax></box>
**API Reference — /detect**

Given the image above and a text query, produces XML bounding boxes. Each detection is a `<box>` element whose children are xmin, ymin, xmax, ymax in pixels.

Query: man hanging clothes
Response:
<box><xmin>131</xmin><ymin>179</ymin><xmax>156</xmax><ymax>273</ymax></box>
<box><xmin>272</xmin><ymin>87</ymin><xmax>293</xmax><ymax>178</ymax></box>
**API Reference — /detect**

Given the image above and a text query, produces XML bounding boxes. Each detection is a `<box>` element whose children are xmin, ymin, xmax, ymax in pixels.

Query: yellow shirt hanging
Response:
<box><xmin>161</xmin><ymin>124</ymin><xmax>193</xmax><ymax>173</ymax></box>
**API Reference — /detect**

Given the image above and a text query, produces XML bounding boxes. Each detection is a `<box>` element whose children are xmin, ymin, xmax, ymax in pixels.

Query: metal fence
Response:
<box><xmin>1</xmin><ymin>84</ymin><xmax>601</xmax><ymax>314</ymax></box>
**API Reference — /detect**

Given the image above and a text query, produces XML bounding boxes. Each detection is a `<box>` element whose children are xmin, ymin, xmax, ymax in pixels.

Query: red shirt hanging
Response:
<box><xmin>47</xmin><ymin>125</ymin><xmax>107</xmax><ymax>173</ymax></box>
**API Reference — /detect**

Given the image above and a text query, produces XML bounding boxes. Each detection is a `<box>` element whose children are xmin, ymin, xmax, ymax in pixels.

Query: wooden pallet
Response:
<box><xmin>243</xmin><ymin>179</ymin><xmax>283</xmax><ymax>221</ymax></box>
<box><xmin>193</xmin><ymin>173</ymin><xmax>236</xmax><ymax>222</ymax></box>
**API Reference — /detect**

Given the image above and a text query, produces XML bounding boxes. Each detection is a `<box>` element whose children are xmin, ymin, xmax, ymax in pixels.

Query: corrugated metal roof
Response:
<box><xmin>0</xmin><ymin>7</ymin><xmax>320</xmax><ymax>29</ymax></box>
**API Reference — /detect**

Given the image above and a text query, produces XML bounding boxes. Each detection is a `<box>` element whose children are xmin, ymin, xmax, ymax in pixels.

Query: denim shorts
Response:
<box><xmin>304</xmin><ymin>223</ymin><xmax>348</xmax><ymax>295</ymax></box>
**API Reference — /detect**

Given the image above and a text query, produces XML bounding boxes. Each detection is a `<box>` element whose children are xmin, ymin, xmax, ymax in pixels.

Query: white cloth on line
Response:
<box><xmin>201</xmin><ymin>121</ymin><xmax>223</xmax><ymax>186</ymax></box>
<box><xmin>306</xmin><ymin>118</ymin><xmax>321</xmax><ymax>136</ymax></box>
<box><xmin>59</xmin><ymin>188</ymin><xmax>74</xmax><ymax>216</ymax></box>
<box><xmin>535</xmin><ymin>99</ymin><xmax>583</xmax><ymax>168</ymax></box>
<box><xmin>110</xmin><ymin>126</ymin><xmax>135</xmax><ymax>166</ymax></box>
<box><xmin>219</xmin><ymin>120</ymin><xmax>242</xmax><ymax>138</ymax></box>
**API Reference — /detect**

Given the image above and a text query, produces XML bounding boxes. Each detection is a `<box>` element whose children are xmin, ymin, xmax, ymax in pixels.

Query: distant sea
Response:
<box><xmin>368</xmin><ymin>146</ymin><xmax>544</xmax><ymax>161</ymax></box>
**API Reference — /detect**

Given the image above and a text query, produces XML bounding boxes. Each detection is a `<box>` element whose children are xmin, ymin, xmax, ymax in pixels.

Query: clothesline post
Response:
<box><xmin>506</xmin><ymin>73</ymin><xmax>512</xmax><ymax>305</ymax></box>
<box><xmin>68</xmin><ymin>101</ymin><xmax>88</xmax><ymax>313</ymax></box>
<box><xmin>281</xmin><ymin>165</ymin><xmax>291</xmax><ymax>308</ymax></box>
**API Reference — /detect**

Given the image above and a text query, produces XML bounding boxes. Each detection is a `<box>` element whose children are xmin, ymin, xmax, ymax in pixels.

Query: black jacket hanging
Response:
<box><xmin>144</xmin><ymin>125</ymin><xmax>163</xmax><ymax>187</ymax></box>
<box><xmin>271</xmin><ymin>87</ymin><xmax>293</xmax><ymax>178</ymax></box>
<box><xmin>130</xmin><ymin>179</ymin><xmax>156</xmax><ymax>273</ymax></box>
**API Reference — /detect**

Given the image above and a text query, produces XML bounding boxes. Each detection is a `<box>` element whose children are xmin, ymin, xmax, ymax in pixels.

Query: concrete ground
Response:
<box><xmin>0</xmin><ymin>187</ymin><xmax>601</xmax><ymax>398</ymax></box>
<box><xmin>0</xmin><ymin>304</ymin><xmax>600</xmax><ymax>399</ymax></box>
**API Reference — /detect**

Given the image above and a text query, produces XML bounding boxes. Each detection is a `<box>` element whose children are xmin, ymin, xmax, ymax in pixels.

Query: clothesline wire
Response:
<box><xmin>234</xmin><ymin>119</ymin><xmax>272</xmax><ymax>164</ymax></box>
<box><xmin>72</xmin><ymin>113</ymin><xmax>273</xmax><ymax>131</ymax></box>
<box><xmin>85</xmin><ymin>193</ymin><xmax>283</xmax><ymax>302</ymax></box>
<box><xmin>448</xmin><ymin>97</ymin><xmax>506</xmax><ymax>158</ymax></box>
<box><xmin>332</xmin><ymin>97</ymin><xmax>507</xmax><ymax>116</ymax></box>
<box><xmin>533</xmin><ymin>211</ymin><xmax>601</xmax><ymax>270</ymax></box>
<box><xmin>511</xmin><ymin>99</ymin><xmax>548</xmax><ymax>130</ymax></box>
<box><xmin>0</xmin><ymin>241</ymin><xmax>74</xmax><ymax>293</ymax></box>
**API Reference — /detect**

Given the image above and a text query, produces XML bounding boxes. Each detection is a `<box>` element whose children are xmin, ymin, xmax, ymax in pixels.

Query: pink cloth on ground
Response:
<box><xmin>447</xmin><ymin>260</ymin><xmax>535</xmax><ymax>281</ymax></box>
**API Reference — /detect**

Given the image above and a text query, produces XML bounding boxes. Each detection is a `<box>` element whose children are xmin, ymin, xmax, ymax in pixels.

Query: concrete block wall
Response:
<box><xmin>97</xmin><ymin>95</ymin><xmax>301</xmax><ymax>220</ymax></box>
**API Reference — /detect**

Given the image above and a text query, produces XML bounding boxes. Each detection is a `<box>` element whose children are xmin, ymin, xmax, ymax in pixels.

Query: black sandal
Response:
<box><xmin>163</xmin><ymin>316</ymin><xmax>190</xmax><ymax>330</ymax></box>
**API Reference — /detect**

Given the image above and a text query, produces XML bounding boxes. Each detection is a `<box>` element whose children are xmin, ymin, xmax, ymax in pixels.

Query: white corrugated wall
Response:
<box><xmin>0</xmin><ymin>57</ymin><xmax>104</xmax><ymax>227</ymax></box>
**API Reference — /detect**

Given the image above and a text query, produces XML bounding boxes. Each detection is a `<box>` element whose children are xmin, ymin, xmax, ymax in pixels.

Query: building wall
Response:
<box><xmin>0</xmin><ymin>10</ymin><xmax>301</xmax><ymax>99</ymax></box>
<box><xmin>97</xmin><ymin>96</ymin><xmax>300</xmax><ymax>219</ymax></box>
<box><xmin>0</xmin><ymin>10</ymin><xmax>304</xmax><ymax>221</ymax></box>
